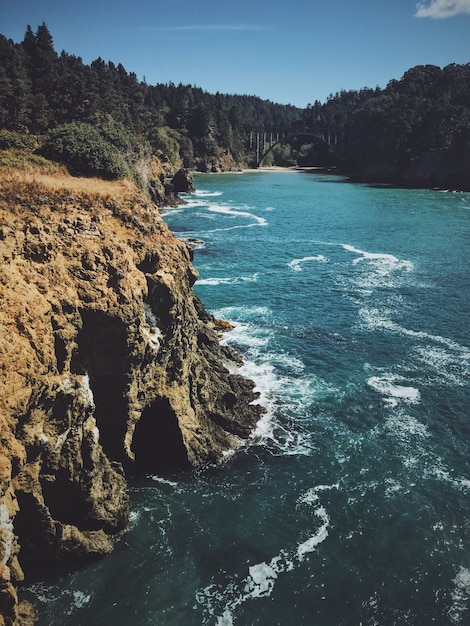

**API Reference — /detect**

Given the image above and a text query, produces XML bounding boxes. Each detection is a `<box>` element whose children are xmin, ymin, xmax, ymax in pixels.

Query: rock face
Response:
<box><xmin>170</xmin><ymin>168</ymin><xmax>195</xmax><ymax>193</ymax></box>
<box><xmin>0</xmin><ymin>169</ymin><xmax>264</xmax><ymax>625</ymax></box>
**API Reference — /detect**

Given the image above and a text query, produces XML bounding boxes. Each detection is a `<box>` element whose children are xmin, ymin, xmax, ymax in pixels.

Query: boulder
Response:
<box><xmin>171</xmin><ymin>168</ymin><xmax>195</xmax><ymax>193</ymax></box>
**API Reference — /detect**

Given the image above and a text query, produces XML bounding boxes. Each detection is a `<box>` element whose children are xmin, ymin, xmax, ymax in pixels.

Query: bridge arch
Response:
<box><xmin>256</xmin><ymin>131</ymin><xmax>334</xmax><ymax>168</ymax></box>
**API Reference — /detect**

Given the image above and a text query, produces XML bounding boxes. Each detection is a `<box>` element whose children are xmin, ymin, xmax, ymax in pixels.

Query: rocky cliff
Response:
<box><xmin>0</xmin><ymin>168</ymin><xmax>264</xmax><ymax>625</ymax></box>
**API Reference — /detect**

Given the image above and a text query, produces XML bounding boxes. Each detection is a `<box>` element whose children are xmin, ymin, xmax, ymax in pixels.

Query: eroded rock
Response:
<box><xmin>0</xmin><ymin>169</ymin><xmax>264</xmax><ymax>624</ymax></box>
<box><xmin>170</xmin><ymin>168</ymin><xmax>195</xmax><ymax>193</ymax></box>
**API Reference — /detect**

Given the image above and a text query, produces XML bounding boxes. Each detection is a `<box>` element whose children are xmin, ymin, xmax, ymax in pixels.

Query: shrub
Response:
<box><xmin>40</xmin><ymin>121</ymin><xmax>129</xmax><ymax>179</ymax></box>
<box><xmin>0</xmin><ymin>130</ymin><xmax>38</xmax><ymax>151</ymax></box>
<box><xmin>148</xmin><ymin>127</ymin><xmax>181</xmax><ymax>163</ymax></box>
<box><xmin>0</xmin><ymin>148</ymin><xmax>58</xmax><ymax>170</ymax></box>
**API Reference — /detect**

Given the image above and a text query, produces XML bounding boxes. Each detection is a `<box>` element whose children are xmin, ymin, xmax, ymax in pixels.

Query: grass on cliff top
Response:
<box><xmin>0</xmin><ymin>134</ymin><xmax>140</xmax><ymax>200</ymax></box>
<box><xmin>0</xmin><ymin>163</ymin><xmax>164</xmax><ymax>239</ymax></box>
<box><xmin>0</xmin><ymin>147</ymin><xmax>60</xmax><ymax>171</ymax></box>
<box><xmin>0</xmin><ymin>160</ymin><xmax>141</xmax><ymax>201</ymax></box>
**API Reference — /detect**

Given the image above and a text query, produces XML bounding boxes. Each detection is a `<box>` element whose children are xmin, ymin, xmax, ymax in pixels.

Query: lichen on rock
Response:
<box><xmin>0</xmin><ymin>168</ymin><xmax>264</xmax><ymax>625</ymax></box>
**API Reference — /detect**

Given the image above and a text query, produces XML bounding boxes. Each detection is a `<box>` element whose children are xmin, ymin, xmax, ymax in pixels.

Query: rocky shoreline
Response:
<box><xmin>0</xmin><ymin>168</ymin><xmax>264</xmax><ymax>625</ymax></box>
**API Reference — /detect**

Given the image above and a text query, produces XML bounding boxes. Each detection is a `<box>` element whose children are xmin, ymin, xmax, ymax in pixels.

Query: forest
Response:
<box><xmin>1</xmin><ymin>23</ymin><xmax>469</xmax><ymax>189</ymax></box>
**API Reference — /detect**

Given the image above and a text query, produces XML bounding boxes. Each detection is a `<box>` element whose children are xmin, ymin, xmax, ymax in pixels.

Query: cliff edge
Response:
<box><xmin>0</xmin><ymin>168</ymin><xmax>264</xmax><ymax>625</ymax></box>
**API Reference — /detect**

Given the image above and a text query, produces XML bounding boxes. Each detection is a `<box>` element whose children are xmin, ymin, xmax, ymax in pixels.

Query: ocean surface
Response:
<box><xmin>27</xmin><ymin>170</ymin><xmax>470</xmax><ymax>625</ymax></box>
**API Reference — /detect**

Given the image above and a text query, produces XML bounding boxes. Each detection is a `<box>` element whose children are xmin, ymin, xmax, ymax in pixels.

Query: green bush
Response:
<box><xmin>0</xmin><ymin>147</ymin><xmax>57</xmax><ymax>170</ymax></box>
<box><xmin>40</xmin><ymin>121</ymin><xmax>129</xmax><ymax>179</ymax></box>
<box><xmin>148</xmin><ymin>127</ymin><xmax>181</xmax><ymax>163</ymax></box>
<box><xmin>272</xmin><ymin>143</ymin><xmax>296</xmax><ymax>167</ymax></box>
<box><xmin>0</xmin><ymin>130</ymin><xmax>38</xmax><ymax>151</ymax></box>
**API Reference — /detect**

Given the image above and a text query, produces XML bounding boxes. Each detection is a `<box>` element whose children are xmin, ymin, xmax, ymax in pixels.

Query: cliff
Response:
<box><xmin>0</xmin><ymin>168</ymin><xmax>264</xmax><ymax>625</ymax></box>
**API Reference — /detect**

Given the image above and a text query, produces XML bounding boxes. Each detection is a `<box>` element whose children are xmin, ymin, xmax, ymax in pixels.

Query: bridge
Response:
<box><xmin>248</xmin><ymin>130</ymin><xmax>336</xmax><ymax>167</ymax></box>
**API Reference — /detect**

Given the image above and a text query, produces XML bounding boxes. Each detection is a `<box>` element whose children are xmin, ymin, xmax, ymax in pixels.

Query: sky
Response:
<box><xmin>2</xmin><ymin>0</ymin><xmax>470</xmax><ymax>107</ymax></box>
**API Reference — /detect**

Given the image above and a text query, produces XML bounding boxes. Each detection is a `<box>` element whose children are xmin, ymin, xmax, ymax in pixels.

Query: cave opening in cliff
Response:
<box><xmin>131</xmin><ymin>398</ymin><xmax>190</xmax><ymax>474</ymax></box>
<box><xmin>72</xmin><ymin>309</ymin><xmax>129</xmax><ymax>463</ymax></box>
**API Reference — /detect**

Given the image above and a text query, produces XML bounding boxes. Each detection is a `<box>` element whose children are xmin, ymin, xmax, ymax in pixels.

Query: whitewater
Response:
<box><xmin>27</xmin><ymin>170</ymin><xmax>470</xmax><ymax>625</ymax></box>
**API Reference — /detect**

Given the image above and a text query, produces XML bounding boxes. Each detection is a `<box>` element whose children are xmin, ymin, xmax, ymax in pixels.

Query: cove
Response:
<box><xmin>27</xmin><ymin>170</ymin><xmax>470</xmax><ymax>625</ymax></box>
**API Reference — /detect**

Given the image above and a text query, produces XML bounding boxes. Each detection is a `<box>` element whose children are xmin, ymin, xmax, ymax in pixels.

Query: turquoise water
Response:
<box><xmin>28</xmin><ymin>171</ymin><xmax>470</xmax><ymax>624</ymax></box>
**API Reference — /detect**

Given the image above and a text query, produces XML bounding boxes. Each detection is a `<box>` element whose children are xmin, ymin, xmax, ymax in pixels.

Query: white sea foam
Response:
<box><xmin>220</xmin><ymin>321</ymin><xmax>271</xmax><ymax>352</ymax></box>
<box><xmin>216</xmin><ymin>610</ymin><xmax>234</xmax><ymax>625</ymax></box>
<box><xmin>208</xmin><ymin>204</ymin><xmax>267</xmax><ymax>225</ymax></box>
<box><xmin>149</xmin><ymin>475</ymin><xmax>179</xmax><ymax>487</ymax></box>
<box><xmin>71</xmin><ymin>590</ymin><xmax>91</xmax><ymax>611</ymax></box>
<box><xmin>359</xmin><ymin>308</ymin><xmax>470</xmax><ymax>386</ymax></box>
<box><xmin>128</xmin><ymin>509</ymin><xmax>141</xmax><ymax>528</ymax></box>
<box><xmin>234</xmin><ymin>354</ymin><xmax>317</xmax><ymax>458</ymax></box>
<box><xmin>197</xmin><ymin>274</ymin><xmax>259</xmax><ymax>286</ymax></box>
<box><xmin>288</xmin><ymin>255</ymin><xmax>327</xmax><ymax>271</ymax></box>
<box><xmin>341</xmin><ymin>243</ymin><xmax>414</xmax><ymax>292</ymax></box>
<box><xmin>196</xmin><ymin>484</ymin><xmax>338</xmax><ymax>624</ymax></box>
<box><xmin>209</xmin><ymin>304</ymin><xmax>336</xmax><ymax>458</ymax></box>
<box><xmin>412</xmin><ymin>345</ymin><xmax>470</xmax><ymax>387</ymax></box>
<box><xmin>193</xmin><ymin>190</ymin><xmax>223</xmax><ymax>197</ymax></box>
<box><xmin>24</xmin><ymin>582</ymin><xmax>92</xmax><ymax>618</ymax></box>
<box><xmin>341</xmin><ymin>244</ymin><xmax>414</xmax><ymax>273</ymax></box>
<box><xmin>367</xmin><ymin>374</ymin><xmax>421</xmax><ymax>407</ymax></box>
<box><xmin>383</xmin><ymin>412</ymin><xmax>430</xmax><ymax>442</ymax></box>
<box><xmin>384</xmin><ymin>478</ymin><xmax>403</xmax><ymax>497</ymax></box>
<box><xmin>448</xmin><ymin>567</ymin><xmax>470</xmax><ymax>624</ymax></box>
<box><xmin>225</xmin><ymin>351</ymin><xmax>321</xmax><ymax>453</ymax></box>
<box><xmin>200</xmin><ymin>203</ymin><xmax>268</xmax><ymax>232</ymax></box>
<box><xmin>369</xmin><ymin>408</ymin><xmax>437</xmax><ymax>478</ymax></box>
<box><xmin>213</xmin><ymin>305</ymin><xmax>335</xmax><ymax>456</ymax></box>
<box><xmin>215</xmin><ymin>305</ymin><xmax>271</xmax><ymax>320</ymax></box>
<box><xmin>359</xmin><ymin>307</ymin><xmax>467</xmax><ymax>351</ymax></box>
<box><xmin>296</xmin><ymin>485</ymin><xmax>337</xmax><ymax>560</ymax></box>
<box><xmin>430</xmin><ymin>466</ymin><xmax>470</xmax><ymax>493</ymax></box>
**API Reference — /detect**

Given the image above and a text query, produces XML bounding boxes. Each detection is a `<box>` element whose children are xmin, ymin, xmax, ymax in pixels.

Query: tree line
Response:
<box><xmin>1</xmin><ymin>23</ymin><xmax>469</xmax><ymax>188</ymax></box>
<box><xmin>303</xmin><ymin>63</ymin><xmax>470</xmax><ymax>187</ymax></box>
<box><xmin>0</xmin><ymin>23</ymin><xmax>302</xmax><ymax>175</ymax></box>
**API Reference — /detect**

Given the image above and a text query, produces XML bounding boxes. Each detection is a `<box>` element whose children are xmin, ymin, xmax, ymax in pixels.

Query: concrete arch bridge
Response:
<box><xmin>251</xmin><ymin>130</ymin><xmax>336</xmax><ymax>167</ymax></box>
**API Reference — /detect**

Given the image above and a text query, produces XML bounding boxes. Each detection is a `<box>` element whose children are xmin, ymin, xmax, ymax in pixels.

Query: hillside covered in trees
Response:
<box><xmin>0</xmin><ymin>23</ymin><xmax>302</xmax><ymax>177</ymax></box>
<box><xmin>1</xmin><ymin>23</ymin><xmax>469</xmax><ymax>190</ymax></box>
<box><xmin>305</xmin><ymin>63</ymin><xmax>470</xmax><ymax>189</ymax></box>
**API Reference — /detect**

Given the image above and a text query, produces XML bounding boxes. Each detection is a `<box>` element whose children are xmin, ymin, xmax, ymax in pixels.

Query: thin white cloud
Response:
<box><xmin>415</xmin><ymin>0</ymin><xmax>470</xmax><ymax>18</ymax></box>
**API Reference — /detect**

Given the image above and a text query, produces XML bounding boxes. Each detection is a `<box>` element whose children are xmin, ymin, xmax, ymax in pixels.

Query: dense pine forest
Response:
<box><xmin>1</xmin><ymin>23</ymin><xmax>469</xmax><ymax>189</ymax></box>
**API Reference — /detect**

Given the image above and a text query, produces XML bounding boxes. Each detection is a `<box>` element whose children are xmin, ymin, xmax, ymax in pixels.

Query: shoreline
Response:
<box><xmin>196</xmin><ymin>165</ymin><xmax>337</xmax><ymax>175</ymax></box>
<box><xmin>203</xmin><ymin>165</ymin><xmax>470</xmax><ymax>193</ymax></box>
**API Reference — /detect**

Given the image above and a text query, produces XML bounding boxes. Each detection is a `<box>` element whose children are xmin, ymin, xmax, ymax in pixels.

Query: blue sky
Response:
<box><xmin>2</xmin><ymin>0</ymin><xmax>470</xmax><ymax>107</ymax></box>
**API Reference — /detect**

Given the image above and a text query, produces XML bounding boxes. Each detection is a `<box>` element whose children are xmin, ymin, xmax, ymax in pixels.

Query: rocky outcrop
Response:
<box><xmin>0</xmin><ymin>169</ymin><xmax>264</xmax><ymax>625</ymax></box>
<box><xmin>170</xmin><ymin>168</ymin><xmax>195</xmax><ymax>193</ymax></box>
<box><xmin>194</xmin><ymin>151</ymin><xmax>243</xmax><ymax>173</ymax></box>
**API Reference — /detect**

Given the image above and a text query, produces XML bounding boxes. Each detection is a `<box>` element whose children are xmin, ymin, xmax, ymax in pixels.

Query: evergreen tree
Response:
<box><xmin>1</xmin><ymin>23</ymin><xmax>468</xmax><ymax>182</ymax></box>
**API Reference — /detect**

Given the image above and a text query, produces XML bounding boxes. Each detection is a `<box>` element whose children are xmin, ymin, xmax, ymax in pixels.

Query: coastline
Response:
<box><xmin>198</xmin><ymin>165</ymin><xmax>332</xmax><ymax>175</ymax></box>
<box><xmin>0</xmin><ymin>167</ymin><xmax>265</xmax><ymax>625</ymax></box>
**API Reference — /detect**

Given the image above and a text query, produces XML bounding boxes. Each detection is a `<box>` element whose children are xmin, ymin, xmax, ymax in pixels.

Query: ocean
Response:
<box><xmin>27</xmin><ymin>170</ymin><xmax>470</xmax><ymax>625</ymax></box>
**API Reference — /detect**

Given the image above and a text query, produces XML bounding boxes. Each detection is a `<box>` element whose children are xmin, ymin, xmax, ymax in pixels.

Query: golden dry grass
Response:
<box><xmin>0</xmin><ymin>165</ymin><xmax>139</xmax><ymax>200</ymax></box>
<box><xmin>0</xmin><ymin>165</ymin><xmax>164</xmax><ymax>242</ymax></box>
